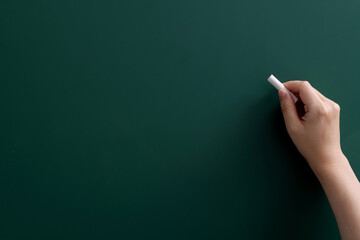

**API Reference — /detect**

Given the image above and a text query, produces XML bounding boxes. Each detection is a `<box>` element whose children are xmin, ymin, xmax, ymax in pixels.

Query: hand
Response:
<box><xmin>279</xmin><ymin>81</ymin><xmax>360</xmax><ymax>240</ymax></box>
<box><xmin>278</xmin><ymin>81</ymin><xmax>343</xmax><ymax>174</ymax></box>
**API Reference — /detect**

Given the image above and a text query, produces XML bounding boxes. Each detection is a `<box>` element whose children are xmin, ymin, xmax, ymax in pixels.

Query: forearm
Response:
<box><xmin>312</xmin><ymin>153</ymin><xmax>360</xmax><ymax>240</ymax></box>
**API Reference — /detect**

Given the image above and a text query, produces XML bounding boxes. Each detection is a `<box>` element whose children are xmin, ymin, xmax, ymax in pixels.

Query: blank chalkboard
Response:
<box><xmin>1</xmin><ymin>0</ymin><xmax>360</xmax><ymax>239</ymax></box>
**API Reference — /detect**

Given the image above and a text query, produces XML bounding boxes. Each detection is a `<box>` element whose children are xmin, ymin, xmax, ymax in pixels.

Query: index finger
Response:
<box><xmin>283</xmin><ymin>81</ymin><xmax>322</xmax><ymax>105</ymax></box>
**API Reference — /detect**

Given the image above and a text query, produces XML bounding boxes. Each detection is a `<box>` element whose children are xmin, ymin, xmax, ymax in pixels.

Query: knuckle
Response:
<box><xmin>302</xmin><ymin>81</ymin><xmax>311</xmax><ymax>88</ymax></box>
<box><xmin>333</xmin><ymin>102</ymin><xmax>341</xmax><ymax>112</ymax></box>
<box><xmin>317</xmin><ymin>102</ymin><xmax>340</xmax><ymax>118</ymax></box>
<box><xmin>326</xmin><ymin>101</ymin><xmax>340</xmax><ymax>116</ymax></box>
<box><xmin>317</xmin><ymin>105</ymin><xmax>329</xmax><ymax>117</ymax></box>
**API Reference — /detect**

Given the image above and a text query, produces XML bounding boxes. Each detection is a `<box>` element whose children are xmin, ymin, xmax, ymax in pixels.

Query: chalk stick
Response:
<box><xmin>267</xmin><ymin>74</ymin><xmax>298</xmax><ymax>102</ymax></box>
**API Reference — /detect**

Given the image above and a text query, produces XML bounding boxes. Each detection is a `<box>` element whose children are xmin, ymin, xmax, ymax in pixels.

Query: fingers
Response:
<box><xmin>314</xmin><ymin>88</ymin><xmax>327</xmax><ymax>101</ymax></box>
<box><xmin>278</xmin><ymin>89</ymin><xmax>302</xmax><ymax>132</ymax></box>
<box><xmin>283</xmin><ymin>81</ymin><xmax>322</xmax><ymax>105</ymax></box>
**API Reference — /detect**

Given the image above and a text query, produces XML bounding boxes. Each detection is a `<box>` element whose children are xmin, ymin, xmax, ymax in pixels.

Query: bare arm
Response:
<box><xmin>315</xmin><ymin>153</ymin><xmax>360</xmax><ymax>240</ymax></box>
<box><xmin>278</xmin><ymin>81</ymin><xmax>360</xmax><ymax>240</ymax></box>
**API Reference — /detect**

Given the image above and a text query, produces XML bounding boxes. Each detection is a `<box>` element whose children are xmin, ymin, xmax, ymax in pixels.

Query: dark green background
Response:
<box><xmin>1</xmin><ymin>0</ymin><xmax>360</xmax><ymax>239</ymax></box>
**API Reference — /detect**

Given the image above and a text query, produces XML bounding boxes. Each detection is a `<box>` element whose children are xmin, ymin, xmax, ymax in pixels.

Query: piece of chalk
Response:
<box><xmin>267</xmin><ymin>74</ymin><xmax>298</xmax><ymax>102</ymax></box>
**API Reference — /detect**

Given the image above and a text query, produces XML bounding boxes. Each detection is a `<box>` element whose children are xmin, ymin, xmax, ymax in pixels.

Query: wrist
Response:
<box><xmin>309</xmin><ymin>151</ymin><xmax>350</xmax><ymax>181</ymax></box>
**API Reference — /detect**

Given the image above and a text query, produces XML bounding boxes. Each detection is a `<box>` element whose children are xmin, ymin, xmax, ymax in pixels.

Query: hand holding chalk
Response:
<box><xmin>275</xmin><ymin>80</ymin><xmax>360</xmax><ymax>240</ymax></box>
<box><xmin>275</xmin><ymin>80</ymin><xmax>342</xmax><ymax>170</ymax></box>
<box><xmin>275</xmin><ymin>79</ymin><xmax>360</xmax><ymax>240</ymax></box>
<box><xmin>268</xmin><ymin>75</ymin><xmax>298</xmax><ymax>102</ymax></box>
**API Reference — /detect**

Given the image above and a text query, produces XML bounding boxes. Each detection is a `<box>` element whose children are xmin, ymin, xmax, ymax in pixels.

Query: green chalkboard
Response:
<box><xmin>1</xmin><ymin>0</ymin><xmax>360</xmax><ymax>239</ymax></box>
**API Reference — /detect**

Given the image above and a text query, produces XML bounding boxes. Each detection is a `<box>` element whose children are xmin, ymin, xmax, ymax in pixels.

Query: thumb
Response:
<box><xmin>278</xmin><ymin>89</ymin><xmax>301</xmax><ymax>130</ymax></box>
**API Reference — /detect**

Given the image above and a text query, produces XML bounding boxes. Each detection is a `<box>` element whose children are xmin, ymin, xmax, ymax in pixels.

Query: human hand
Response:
<box><xmin>278</xmin><ymin>81</ymin><xmax>343</xmax><ymax>174</ymax></box>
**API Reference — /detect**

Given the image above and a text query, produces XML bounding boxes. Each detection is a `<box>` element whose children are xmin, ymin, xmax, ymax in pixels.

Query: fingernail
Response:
<box><xmin>278</xmin><ymin>89</ymin><xmax>287</xmax><ymax>99</ymax></box>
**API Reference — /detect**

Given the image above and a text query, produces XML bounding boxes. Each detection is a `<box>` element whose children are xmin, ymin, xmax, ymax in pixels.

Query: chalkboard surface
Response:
<box><xmin>1</xmin><ymin>0</ymin><xmax>360</xmax><ymax>239</ymax></box>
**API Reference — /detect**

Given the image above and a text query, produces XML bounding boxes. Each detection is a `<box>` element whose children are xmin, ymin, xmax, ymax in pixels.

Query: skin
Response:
<box><xmin>278</xmin><ymin>81</ymin><xmax>360</xmax><ymax>240</ymax></box>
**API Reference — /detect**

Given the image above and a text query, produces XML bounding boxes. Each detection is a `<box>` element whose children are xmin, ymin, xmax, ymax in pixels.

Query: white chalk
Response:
<box><xmin>267</xmin><ymin>74</ymin><xmax>298</xmax><ymax>102</ymax></box>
